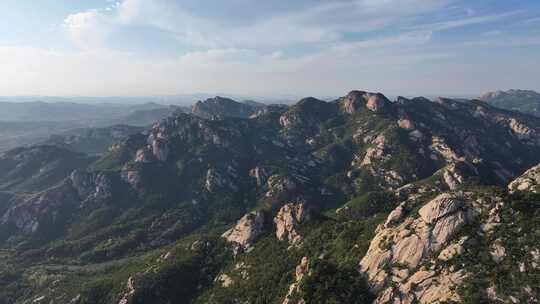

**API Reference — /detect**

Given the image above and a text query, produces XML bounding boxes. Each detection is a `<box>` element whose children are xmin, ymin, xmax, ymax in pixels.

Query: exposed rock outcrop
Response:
<box><xmin>0</xmin><ymin>170</ymin><xmax>121</xmax><ymax>236</ymax></box>
<box><xmin>118</xmin><ymin>277</ymin><xmax>136</xmax><ymax>304</ymax></box>
<box><xmin>266</xmin><ymin>175</ymin><xmax>297</xmax><ymax>197</ymax></box>
<box><xmin>360</xmin><ymin>193</ymin><xmax>470</xmax><ymax>303</ymax></box>
<box><xmin>70</xmin><ymin>170</ymin><xmax>115</xmax><ymax>207</ymax></box>
<box><xmin>376</xmin><ymin>268</ymin><xmax>467</xmax><ymax>304</ymax></box>
<box><xmin>205</xmin><ymin>168</ymin><xmax>238</xmax><ymax>193</ymax></box>
<box><xmin>151</xmin><ymin>138</ymin><xmax>169</xmax><ymax>161</ymax></box>
<box><xmin>0</xmin><ymin>182</ymin><xmax>79</xmax><ymax>234</ymax></box>
<box><xmin>340</xmin><ymin>91</ymin><xmax>390</xmax><ymax>114</ymax></box>
<box><xmin>222</xmin><ymin>211</ymin><xmax>265</xmax><ymax>252</ymax></box>
<box><xmin>282</xmin><ymin>257</ymin><xmax>309</xmax><ymax>304</ymax></box>
<box><xmin>438</xmin><ymin>236</ymin><xmax>468</xmax><ymax>261</ymax></box>
<box><xmin>249</xmin><ymin>167</ymin><xmax>269</xmax><ymax>187</ymax></box>
<box><xmin>274</xmin><ymin>203</ymin><xmax>309</xmax><ymax>249</ymax></box>
<box><xmin>360</xmin><ymin>134</ymin><xmax>387</xmax><ymax>166</ymax></box>
<box><xmin>508</xmin><ymin>163</ymin><xmax>540</xmax><ymax>193</ymax></box>
<box><xmin>216</xmin><ymin>273</ymin><xmax>234</xmax><ymax>288</ymax></box>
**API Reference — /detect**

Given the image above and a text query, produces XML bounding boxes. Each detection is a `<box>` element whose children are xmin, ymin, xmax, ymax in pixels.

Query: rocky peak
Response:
<box><xmin>222</xmin><ymin>211</ymin><xmax>265</xmax><ymax>252</ymax></box>
<box><xmin>366</xmin><ymin>93</ymin><xmax>389</xmax><ymax>112</ymax></box>
<box><xmin>341</xmin><ymin>90</ymin><xmax>366</xmax><ymax>114</ymax></box>
<box><xmin>274</xmin><ymin>202</ymin><xmax>310</xmax><ymax>249</ymax></box>
<box><xmin>340</xmin><ymin>90</ymin><xmax>390</xmax><ymax>114</ymax></box>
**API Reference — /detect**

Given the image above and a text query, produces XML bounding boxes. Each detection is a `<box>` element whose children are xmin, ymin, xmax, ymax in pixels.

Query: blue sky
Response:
<box><xmin>0</xmin><ymin>0</ymin><xmax>539</xmax><ymax>98</ymax></box>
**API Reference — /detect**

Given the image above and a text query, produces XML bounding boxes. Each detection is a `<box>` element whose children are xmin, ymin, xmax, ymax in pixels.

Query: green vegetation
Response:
<box><xmin>2</xmin><ymin>93</ymin><xmax>540</xmax><ymax>303</ymax></box>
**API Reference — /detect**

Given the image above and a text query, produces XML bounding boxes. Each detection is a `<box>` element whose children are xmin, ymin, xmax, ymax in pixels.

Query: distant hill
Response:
<box><xmin>0</xmin><ymin>101</ymin><xmax>169</xmax><ymax>122</ymax></box>
<box><xmin>44</xmin><ymin>125</ymin><xmax>145</xmax><ymax>155</ymax></box>
<box><xmin>0</xmin><ymin>103</ymin><xmax>182</xmax><ymax>152</ymax></box>
<box><xmin>479</xmin><ymin>89</ymin><xmax>540</xmax><ymax>116</ymax></box>
<box><xmin>191</xmin><ymin>96</ymin><xmax>267</xmax><ymax>119</ymax></box>
<box><xmin>119</xmin><ymin>106</ymin><xmax>186</xmax><ymax>126</ymax></box>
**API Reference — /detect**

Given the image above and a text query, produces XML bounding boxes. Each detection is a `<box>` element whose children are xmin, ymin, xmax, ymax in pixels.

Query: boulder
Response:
<box><xmin>438</xmin><ymin>237</ymin><xmax>468</xmax><ymax>261</ymax></box>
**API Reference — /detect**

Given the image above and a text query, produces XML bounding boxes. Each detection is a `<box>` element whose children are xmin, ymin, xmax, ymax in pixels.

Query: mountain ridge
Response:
<box><xmin>479</xmin><ymin>89</ymin><xmax>540</xmax><ymax>117</ymax></box>
<box><xmin>1</xmin><ymin>89</ymin><xmax>540</xmax><ymax>303</ymax></box>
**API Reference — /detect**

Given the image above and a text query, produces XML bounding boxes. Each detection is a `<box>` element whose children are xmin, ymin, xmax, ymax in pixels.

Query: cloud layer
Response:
<box><xmin>0</xmin><ymin>0</ymin><xmax>538</xmax><ymax>97</ymax></box>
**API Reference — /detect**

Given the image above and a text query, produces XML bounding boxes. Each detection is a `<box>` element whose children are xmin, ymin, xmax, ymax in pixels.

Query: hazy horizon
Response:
<box><xmin>1</xmin><ymin>0</ymin><xmax>539</xmax><ymax>97</ymax></box>
<box><xmin>0</xmin><ymin>91</ymin><xmax>486</xmax><ymax>106</ymax></box>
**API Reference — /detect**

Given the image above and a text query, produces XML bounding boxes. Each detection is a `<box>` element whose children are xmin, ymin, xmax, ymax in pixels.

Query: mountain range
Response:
<box><xmin>0</xmin><ymin>97</ymin><xmax>269</xmax><ymax>154</ymax></box>
<box><xmin>480</xmin><ymin>89</ymin><xmax>540</xmax><ymax>117</ymax></box>
<box><xmin>0</xmin><ymin>90</ymin><xmax>539</xmax><ymax>303</ymax></box>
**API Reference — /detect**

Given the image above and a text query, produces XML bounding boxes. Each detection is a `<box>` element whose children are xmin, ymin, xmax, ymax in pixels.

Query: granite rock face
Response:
<box><xmin>0</xmin><ymin>181</ymin><xmax>79</xmax><ymax>235</ymax></box>
<box><xmin>360</xmin><ymin>193</ymin><xmax>470</xmax><ymax>303</ymax></box>
<box><xmin>340</xmin><ymin>91</ymin><xmax>389</xmax><ymax>114</ymax></box>
<box><xmin>274</xmin><ymin>203</ymin><xmax>310</xmax><ymax>249</ymax></box>
<box><xmin>205</xmin><ymin>168</ymin><xmax>238</xmax><ymax>193</ymax></box>
<box><xmin>222</xmin><ymin>211</ymin><xmax>265</xmax><ymax>251</ymax></box>
<box><xmin>0</xmin><ymin>169</ymin><xmax>121</xmax><ymax>236</ymax></box>
<box><xmin>508</xmin><ymin>163</ymin><xmax>540</xmax><ymax>193</ymax></box>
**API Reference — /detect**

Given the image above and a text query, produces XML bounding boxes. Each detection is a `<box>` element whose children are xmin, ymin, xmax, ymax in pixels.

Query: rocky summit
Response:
<box><xmin>1</xmin><ymin>90</ymin><xmax>540</xmax><ymax>304</ymax></box>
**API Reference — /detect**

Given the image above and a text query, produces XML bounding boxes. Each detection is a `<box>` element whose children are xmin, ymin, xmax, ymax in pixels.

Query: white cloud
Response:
<box><xmin>63</xmin><ymin>9</ymin><xmax>112</xmax><ymax>48</ymax></box>
<box><xmin>2</xmin><ymin>0</ymin><xmax>539</xmax><ymax>97</ymax></box>
<box><xmin>410</xmin><ymin>11</ymin><xmax>519</xmax><ymax>33</ymax></box>
<box><xmin>112</xmin><ymin>0</ymin><xmax>452</xmax><ymax>48</ymax></box>
<box><xmin>4</xmin><ymin>36</ymin><xmax>537</xmax><ymax>98</ymax></box>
